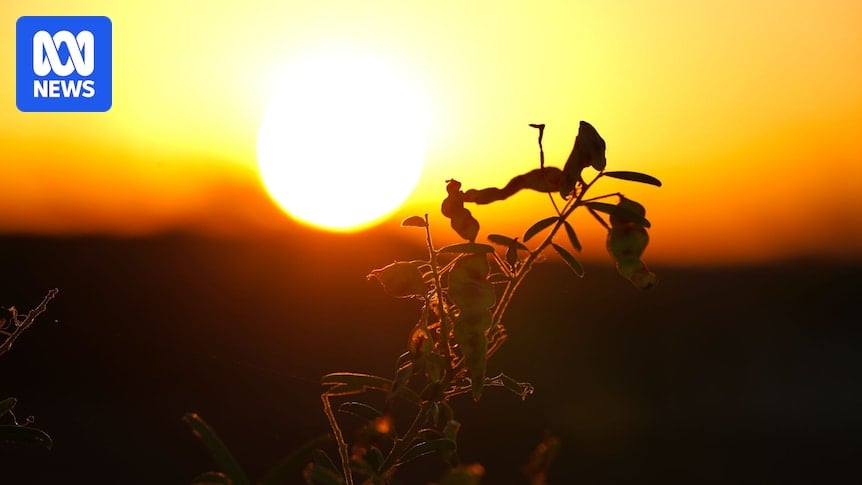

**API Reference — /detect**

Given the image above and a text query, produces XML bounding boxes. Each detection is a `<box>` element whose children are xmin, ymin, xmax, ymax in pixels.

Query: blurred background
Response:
<box><xmin>2</xmin><ymin>0</ymin><xmax>861</xmax><ymax>483</ymax></box>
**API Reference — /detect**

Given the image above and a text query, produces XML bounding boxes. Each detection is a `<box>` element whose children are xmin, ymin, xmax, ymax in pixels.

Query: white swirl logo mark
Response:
<box><xmin>32</xmin><ymin>30</ymin><xmax>94</xmax><ymax>77</ymax></box>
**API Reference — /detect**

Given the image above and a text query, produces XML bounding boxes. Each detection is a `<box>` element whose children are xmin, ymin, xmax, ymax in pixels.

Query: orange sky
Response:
<box><xmin>2</xmin><ymin>1</ymin><xmax>861</xmax><ymax>264</ymax></box>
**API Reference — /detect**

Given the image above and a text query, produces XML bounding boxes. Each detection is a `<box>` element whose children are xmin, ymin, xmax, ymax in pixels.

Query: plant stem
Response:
<box><xmin>0</xmin><ymin>288</ymin><xmax>58</xmax><ymax>359</ymax></box>
<box><xmin>321</xmin><ymin>394</ymin><xmax>354</xmax><ymax>485</ymax></box>
<box><xmin>487</xmin><ymin>175</ymin><xmax>600</xmax><ymax>356</ymax></box>
<box><xmin>424</xmin><ymin>214</ymin><xmax>451</xmax><ymax>357</ymax></box>
<box><xmin>379</xmin><ymin>402</ymin><xmax>432</xmax><ymax>475</ymax></box>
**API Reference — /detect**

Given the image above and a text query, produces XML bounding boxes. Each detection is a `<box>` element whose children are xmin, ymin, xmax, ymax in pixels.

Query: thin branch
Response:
<box><xmin>0</xmin><ymin>288</ymin><xmax>58</xmax><ymax>359</ymax></box>
<box><xmin>321</xmin><ymin>393</ymin><xmax>354</xmax><ymax>485</ymax></box>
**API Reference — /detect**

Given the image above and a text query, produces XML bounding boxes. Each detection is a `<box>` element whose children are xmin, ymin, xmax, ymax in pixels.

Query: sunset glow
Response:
<box><xmin>1</xmin><ymin>0</ymin><xmax>860</xmax><ymax>263</ymax></box>
<box><xmin>256</xmin><ymin>50</ymin><xmax>430</xmax><ymax>232</ymax></box>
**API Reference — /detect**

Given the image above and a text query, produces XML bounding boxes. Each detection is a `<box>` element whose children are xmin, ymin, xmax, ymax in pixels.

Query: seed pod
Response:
<box><xmin>450</xmin><ymin>208</ymin><xmax>480</xmax><ymax>242</ymax></box>
<box><xmin>448</xmin><ymin>253</ymin><xmax>494</xmax><ymax>310</ymax></box>
<box><xmin>454</xmin><ymin>310</ymin><xmax>491</xmax><ymax>401</ymax></box>
<box><xmin>463</xmin><ymin>167</ymin><xmax>564</xmax><ymax>205</ymax></box>
<box><xmin>606</xmin><ymin>224</ymin><xmax>649</xmax><ymax>263</ymax></box>
<box><xmin>441</xmin><ymin>179</ymin><xmax>480</xmax><ymax>241</ymax></box>
<box><xmin>609</xmin><ymin>197</ymin><xmax>647</xmax><ymax>226</ymax></box>
<box><xmin>367</xmin><ymin>261</ymin><xmax>426</xmax><ymax>298</ymax></box>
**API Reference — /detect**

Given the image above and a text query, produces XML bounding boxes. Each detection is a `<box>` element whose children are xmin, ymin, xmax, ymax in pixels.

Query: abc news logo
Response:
<box><xmin>16</xmin><ymin>16</ymin><xmax>112</xmax><ymax>112</ymax></box>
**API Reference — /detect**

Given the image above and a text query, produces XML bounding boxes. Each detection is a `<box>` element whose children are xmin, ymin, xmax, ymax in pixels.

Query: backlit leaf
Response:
<box><xmin>488</xmin><ymin>273</ymin><xmax>510</xmax><ymax>284</ymax></box>
<box><xmin>399</xmin><ymin>438</ymin><xmax>457</xmax><ymax>466</ymax></box>
<box><xmin>603</xmin><ymin>171</ymin><xmax>662</xmax><ymax>187</ymax></box>
<box><xmin>321</xmin><ymin>373</ymin><xmax>392</xmax><ymax>394</ymax></box>
<box><xmin>523</xmin><ymin>217</ymin><xmax>558</xmax><ymax>242</ymax></box>
<box><xmin>0</xmin><ymin>425</ymin><xmax>52</xmax><ymax>450</ymax></box>
<box><xmin>182</xmin><ymin>413</ymin><xmax>249</xmax><ymax>485</ymax></box>
<box><xmin>338</xmin><ymin>402</ymin><xmax>383</xmax><ymax>422</ymax></box>
<box><xmin>551</xmin><ymin>243</ymin><xmax>584</xmax><ymax>277</ymax></box>
<box><xmin>313</xmin><ymin>448</ymin><xmax>340</xmax><ymax>473</ymax></box>
<box><xmin>497</xmin><ymin>373</ymin><xmax>535</xmax><ymax>401</ymax></box>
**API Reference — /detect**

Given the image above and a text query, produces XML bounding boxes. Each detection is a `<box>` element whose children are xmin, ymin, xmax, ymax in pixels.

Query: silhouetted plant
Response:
<box><xmin>187</xmin><ymin>121</ymin><xmax>661</xmax><ymax>484</ymax></box>
<box><xmin>1</xmin><ymin>289</ymin><xmax>58</xmax><ymax>450</ymax></box>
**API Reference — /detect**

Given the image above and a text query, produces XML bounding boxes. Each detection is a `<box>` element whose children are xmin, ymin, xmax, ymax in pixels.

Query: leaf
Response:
<box><xmin>551</xmin><ymin>243</ymin><xmax>584</xmax><ymax>277</ymax></box>
<box><xmin>0</xmin><ymin>397</ymin><xmax>16</xmax><ymax>417</ymax></box>
<box><xmin>305</xmin><ymin>461</ymin><xmax>344</xmax><ymax>485</ymax></box>
<box><xmin>399</xmin><ymin>438</ymin><xmax>457</xmax><ymax>466</ymax></box>
<box><xmin>190</xmin><ymin>471</ymin><xmax>233</xmax><ymax>485</ymax></box>
<box><xmin>338</xmin><ymin>402</ymin><xmax>383</xmax><ymax>422</ymax></box>
<box><xmin>401</xmin><ymin>215</ymin><xmax>428</xmax><ymax>227</ymax></box>
<box><xmin>587</xmin><ymin>207</ymin><xmax>610</xmax><ymax>230</ymax></box>
<box><xmin>562</xmin><ymin>221</ymin><xmax>582</xmax><ymax>251</ymax></box>
<box><xmin>313</xmin><ymin>448</ymin><xmax>340</xmax><ymax>473</ymax></box>
<box><xmin>523</xmin><ymin>217</ymin><xmax>558</xmax><ymax>242</ymax></box>
<box><xmin>498</xmin><ymin>373</ymin><xmax>535</xmax><ymax>401</ymax></box>
<box><xmin>438</xmin><ymin>243</ymin><xmax>495</xmax><ymax>254</ymax></box>
<box><xmin>488</xmin><ymin>273</ymin><xmax>510</xmax><ymax>284</ymax></box>
<box><xmin>182</xmin><ymin>413</ymin><xmax>249</xmax><ymax>485</ymax></box>
<box><xmin>366</xmin><ymin>446</ymin><xmax>385</xmax><ymax>473</ymax></box>
<box><xmin>0</xmin><ymin>425</ymin><xmax>53</xmax><ymax>450</ymax></box>
<box><xmin>584</xmin><ymin>202</ymin><xmax>651</xmax><ymax>228</ymax></box>
<box><xmin>487</xmin><ymin>234</ymin><xmax>528</xmax><ymax>251</ymax></box>
<box><xmin>367</xmin><ymin>261</ymin><xmax>426</xmax><ymax>299</ymax></box>
<box><xmin>259</xmin><ymin>434</ymin><xmax>332</xmax><ymax>485</ymax></box>
<box><xmin>321</xmin><ymin>373</ymin><xmax>392</xmax><ymax>394</ymax></box>
<box><xmin>603</xmin><ymin>170</ymin><xmax>662</xmax><ymax>187</ymax></box>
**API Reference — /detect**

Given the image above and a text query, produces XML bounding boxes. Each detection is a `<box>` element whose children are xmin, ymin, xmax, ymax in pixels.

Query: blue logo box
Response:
<box><xmin>16</xmin><ymin>16</ymin><xmax>112</xmax><ymax>112</ymax></box>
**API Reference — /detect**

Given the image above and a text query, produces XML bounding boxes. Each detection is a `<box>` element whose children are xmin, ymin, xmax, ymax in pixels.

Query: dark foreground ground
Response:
<box><xmin>0</xmin><ymin>229</ymin><xmax>859</xmax><ymax>484</ymax></box>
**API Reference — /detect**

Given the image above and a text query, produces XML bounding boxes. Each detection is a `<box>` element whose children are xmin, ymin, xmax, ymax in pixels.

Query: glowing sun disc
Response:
<box><xmin>256</xmin><ymin>51</ymin><xmax>430</xmax><ymax>232</ymax></box>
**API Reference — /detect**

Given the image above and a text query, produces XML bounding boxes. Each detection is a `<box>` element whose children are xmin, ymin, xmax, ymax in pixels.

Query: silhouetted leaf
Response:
<box><xmin>401</xmin><ymin>215</ymin><xmax>428</xmax><ymax>227</ymax></box>
<box><xmin>338</xmin><ymin>402</ymin><xmax>383</xmax><ymax>422</ymax></box>
<box><xmin>399</xmin><ymin>438</ymin><xmax>457</xmax><ymax>466</ymax></box>
<box><xmin>487</xmin><ymin>234</ymin><xmax>528</xmax><ymax>251</ymax></box>
<box><xmin>182</xmin><ymin>413</ymin><xmax>249</xmax><ymax>485</ymax></box>
<box><xmin>603</xmin><ymin>171</ymin><xmax>662</xmax><ymax>187</ymax></box>
<box><xmin>438</xmin><ymin>243</ymin><xmax>494</xmax><ymax>254</ymax></box>
<box><xmin>562</xmin><ymin>221</ymin><xmax>582</xmax><ymax>251</ymax></box>
<box><xmin>0</xmin><ymin>425</ymin><xmax>52</xmax><ymax>450</ymax></box>
<box><xmin>524</xmin><ymin>217</ymin><xmax>558</xmax><ymax>242</ymax></box>
<box><xmin>551</xmin><ymin>243</ymin><xmax>584</xmax><ymax>277</ymax></box>
<box><xmin>587</xmin><ymin>207</ymin><xmax>610</xmax><ymax>230</ymax></box>
<box><xmin>584</xmin><ymin>202</ymin><xmax>651</xmax><ymax>228</ymax></box>
<box><xmin>0</xmin><ymin>397</ymin><xmax>15</xmax><ymax>417</ymax></box>
<box><xmin>259</xmin><ymin>434</ymin><xmax>332</xmax><ymax>485</ymax></box>
<box><xmin>191</xmin><ymin>471</ymin><xmax>232</xmax><ymax>485</ymax></box>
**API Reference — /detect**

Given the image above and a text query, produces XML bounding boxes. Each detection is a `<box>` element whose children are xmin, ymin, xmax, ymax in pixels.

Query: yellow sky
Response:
<box><xmin>2</xmin><ymin>1</ymin><xmax>861</xmax><ymax>264</ymax></box>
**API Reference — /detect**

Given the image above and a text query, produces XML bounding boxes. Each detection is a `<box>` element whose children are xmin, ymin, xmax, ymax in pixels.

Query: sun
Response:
<box><xmin>256</xmin><ymin>50</ymin><xmax>431</xmax><ymax>232</ymax></box>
